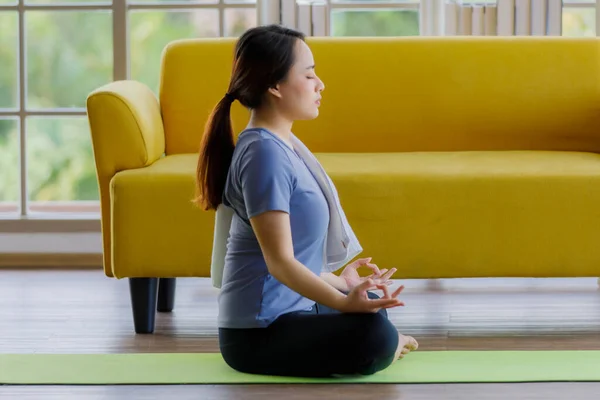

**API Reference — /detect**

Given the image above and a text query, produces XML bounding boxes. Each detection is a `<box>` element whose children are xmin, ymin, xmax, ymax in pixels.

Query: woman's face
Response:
<box><xmin>271</xmin><ymin>39</ymin><xmax>325</xmax><ymax>121</ymax></box>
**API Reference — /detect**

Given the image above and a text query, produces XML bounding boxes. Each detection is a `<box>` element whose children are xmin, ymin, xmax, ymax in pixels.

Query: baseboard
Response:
<box><xmin>0</xmin><ymin>232</ymin><xmax>102</xmax><ymax>253</ymax></box>
<box><xmin>0</xmin><ymin>253</ymin><xmax>103</xmax><ymax>269</ymax></box>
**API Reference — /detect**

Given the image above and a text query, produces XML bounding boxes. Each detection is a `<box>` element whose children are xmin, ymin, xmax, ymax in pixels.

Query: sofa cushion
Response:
<box><xmin>110</xmin><ymin>150</ymin><xmax>600</xmax><ymax>278</ymax></box>
<box><xmin>110</xmin><ymin>154</ymin><xmax>210</xmax><ymax>278</ymax></box>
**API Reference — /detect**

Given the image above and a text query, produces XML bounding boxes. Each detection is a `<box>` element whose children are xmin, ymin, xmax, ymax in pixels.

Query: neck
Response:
<box><xmin>247</xmin><ymin>108</ymin><xmax>294</xmax><ymax>146</ymax></box>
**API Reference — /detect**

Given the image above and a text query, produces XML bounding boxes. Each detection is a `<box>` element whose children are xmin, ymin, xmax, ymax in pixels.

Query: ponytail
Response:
<box><xmin>194</xmin><ymin>94</ymin><xmax>236</xmax><ymax>210</ymax></box>
<box><xmin>195</xmin><ymin>25</ymin><xmax>305</xmax><ymax>210</ymax></box>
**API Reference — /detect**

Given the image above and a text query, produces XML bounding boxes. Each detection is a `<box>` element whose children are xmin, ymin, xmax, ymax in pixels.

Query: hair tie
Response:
<box><xmin>224</xmin><ymin>92</ymin><xmax>236</xmax><ymax>102</ymax></box>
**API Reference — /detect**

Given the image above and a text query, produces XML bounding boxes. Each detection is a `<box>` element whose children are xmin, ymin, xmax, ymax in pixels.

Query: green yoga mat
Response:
<box><xmin>1</xmin><ymin>351</ymin><xmax>600</xmax><ymax>385</ymax></box>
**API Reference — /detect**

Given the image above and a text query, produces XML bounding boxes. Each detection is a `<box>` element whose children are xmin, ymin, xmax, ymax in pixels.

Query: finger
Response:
<box><xmin>391</xmin><ymin>285</ymin><xmax>405</xmax><ymax>298</ymax></box>
<box><xmin>356</xmin><ymin>278</ymin><xmax>376</xmax><ymax>292</ymax></box>
<box><xmin>376</xmin><ymin>283</ymin><xmax>391</xmax><ymax>299</ymax></box>
<box><xmin>370</xmin><ymin>269</ymin><xmax>387</xmax><ymax>280</ymax></box>
<box><xmin>380</xmin><ymin>268</ymin><xmax>397</xmax><ymax>281</ymax></box>
<box><xmin>366</xmin><ymin>263</ymin><xmax>381</xmax><ymax>275</ymax></box>
<box><xmin>368</xmin><ymin>298</ymin><xmax>403</xmax><ymax>309</ymax></box>
<box><xmin>382</xmin><ymin>301</ymin><xmax>405</xmax><ymax>309</ymax></box>
<box><xmin>364</xmin><ymin>273</ymin><xmax>375</xmax><ymax>280</ymax></box>
<box><xmin>350</xmin><ymin>258</ymin><xmax>372</xmax><ymax>270</ymax></box>
<box><xmin>364</xmin><ymin>263</ymin><xmax>381</xmax><ymax>277</ymax></box>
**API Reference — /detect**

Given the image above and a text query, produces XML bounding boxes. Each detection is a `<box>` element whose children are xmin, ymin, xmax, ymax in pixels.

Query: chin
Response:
<box><xmin>293</xmin><ymin>106</ymin><xmax>320</xmax><ymax>121</ymax></box>
<box><xmin>306</xmin><ymin>108</ymin><xmax>320</xmax><ymax>120</ymax></box>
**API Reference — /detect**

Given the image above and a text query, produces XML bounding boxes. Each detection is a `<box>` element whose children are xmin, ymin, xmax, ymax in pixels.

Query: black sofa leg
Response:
<box><xmin>129</xmin><ymin>278</ymin><xmax>158</xmax><ymax>334</ymax></box>
<box><xmin>157</xmin><ymin>278</ymin><xmax>176</xmax><ymax>312</ymax></box>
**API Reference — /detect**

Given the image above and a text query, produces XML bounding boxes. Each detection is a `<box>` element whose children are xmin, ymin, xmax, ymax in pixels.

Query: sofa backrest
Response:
<box><xmin>159</xmin><ymin>36</ymin><xmax>600</xmax><ymax>154</ymax></box>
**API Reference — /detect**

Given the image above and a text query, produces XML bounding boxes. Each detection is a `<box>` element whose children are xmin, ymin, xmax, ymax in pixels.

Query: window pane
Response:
<box><xmin>224</xmin><ymin>8</ymin><xmax>257</xmax><ymax>37</ymax></box>
<box><xmin>0</xmin><ymin>118</ymin><xmax>19</xmax><ymax>214</ymax></box>
<box><xmin>129</xmin><ymin>9</ymin><xmax>219</xmax><ymax>93</ymax></box>
<box><xmin>26</xmin><ymin>11</ymin><xmax>113</xmax><ymax>109</ymax></box>
<box><xmin>26</xmin><ymin>117</ymin><xmax>99</xmax><ymax>213</ymax></box>
<box><xmin>331</xmin><ymin>0</ymin><xmax>418</xmax><ymax>3</ymax></box>
<box><xmin>129</xmin><ymin>0</ymin><xmax>216</xmax><ymax>3</ymax></box>
<box><xmin>25</xmin><ymin>0</ymin><xmax>111</xmax><ymax>3</ymax></box>
<box><xmin>0</xmin><ymin>0</ymin><xmax>17</xmax><ymax>4</ymax></box>
<box><xmin>562</xmin><ymin>7</ymin><xmax>595</xmax><ymax>37</ymax></box>
<box><xmin>332</xmin><ymin>9</ymin><xmax>419</xmax><ymax>36</ymax></box>
<box><xmin>0</xmin><ymin>12</ymin><xmax>18</xmax><ymax>109</ymax></box>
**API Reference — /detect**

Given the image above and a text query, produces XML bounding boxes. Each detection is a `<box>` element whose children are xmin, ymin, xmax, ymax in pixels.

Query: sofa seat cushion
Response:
<box><xmin>110</xmin><ymin>154</ymin><xmax>209</xmax><ymax>278</ymax></box>
<box><xmin>110</xmin><ymin>151</ymin><xmax>600</xmax><ymax>278</ymax></box>
<box><xmin>321</xmin><ymin>150</ymin><xmax>600</xmax><ymax>279</ymax></box>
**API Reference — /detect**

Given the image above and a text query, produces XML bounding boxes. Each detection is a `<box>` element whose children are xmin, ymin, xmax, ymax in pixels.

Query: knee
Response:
<box><xmin>356</xmin><ymin>313</ymin><xmax>399</xmax><ymax>375</ymax></box>
<box><xmin>362</xmin><ymin>313</ymin><xmax>398</xmax><ymax>356</ymax></box>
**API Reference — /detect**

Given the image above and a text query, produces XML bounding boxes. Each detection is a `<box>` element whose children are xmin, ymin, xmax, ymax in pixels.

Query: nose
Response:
<box><xmin>317</xmin><ymin>77</ymin><xmax>325</xmax><ymax>92</ymax></box>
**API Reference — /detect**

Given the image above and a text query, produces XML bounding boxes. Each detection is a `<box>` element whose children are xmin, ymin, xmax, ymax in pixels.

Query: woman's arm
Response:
<box><xmin>240</xmin><ymin>140</ymin><xmax>401</xmax><ymax>313</ymax></box>
<box><xmin>251</xmin><ymin>210</ymin><xmax>404</xmax><ymax>313</ymax></box>
<box><xmin>320</xmin><ymin>272</ymin><xmax>349</xmax><ymax>292</ymax></box>
<box><xmin>250</xmin><ymin>210</ymin><xmax>349</xmax><ymax>310</ymax></box>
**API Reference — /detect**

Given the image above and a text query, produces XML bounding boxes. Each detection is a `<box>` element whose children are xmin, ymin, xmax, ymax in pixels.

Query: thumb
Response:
<box><xmin>356</xmin><ymin>278</ymin><xmax>375</xmax><ymax>292</ymax></box>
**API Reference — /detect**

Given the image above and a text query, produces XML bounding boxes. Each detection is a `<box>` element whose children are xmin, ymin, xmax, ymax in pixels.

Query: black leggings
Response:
<box><xmin>219</xmin><ymin>292</ymin><xmax>399</xmax><ymax>378</ymax></box>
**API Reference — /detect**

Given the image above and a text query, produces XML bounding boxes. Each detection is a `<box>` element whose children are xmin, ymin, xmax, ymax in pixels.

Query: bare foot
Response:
<box><xmin>404</xmin><ymin>335</ymin><xmax>419</xmax><ymax>351</ymax></box>
<box><xmin>393</xmin><ymin>334</ymin><xmax>419</xmax><ymax>362</ymax></box>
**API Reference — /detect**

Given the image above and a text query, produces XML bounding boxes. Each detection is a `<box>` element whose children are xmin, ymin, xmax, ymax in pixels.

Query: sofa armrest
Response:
<box><xmin>87</xmin><ymin>80</ymin><xmax>165</xmax><ymax>175</ymax></box>
<box><xmin>86</xmin><ymin>80</ymin><xmax>166</xmax><ymax>277</ymax></box>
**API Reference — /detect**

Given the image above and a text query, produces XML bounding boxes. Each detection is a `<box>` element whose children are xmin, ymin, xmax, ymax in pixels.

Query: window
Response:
<box><xmin>282</xmin><ymin>1</ymin><xmax>599</xmax><ymax>37</ymax></box>
<box><xmin>328</xmin><ymin>0</ymin><xmax>420</xmax><ymax>37</ymax></box>
<box><xmin>563</xmin><ymin>0</ymin><xmax>596</xmax><ymax>37</ymax></box>
<box><xmin>0</xmin><ymin>0</ymin><xmax>257</xmax><ymax>218</ymax></box>
<box><xmin>0</xmin><ymin>0</ymin><xmax>598</xmax><ymax>223</ymax></box>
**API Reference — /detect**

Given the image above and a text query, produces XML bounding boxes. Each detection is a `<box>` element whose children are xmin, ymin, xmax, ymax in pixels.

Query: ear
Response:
<box><xmin>267</xmin><ymin>84</ymin><xmax>283</xmax><ymax>99</ymax></box>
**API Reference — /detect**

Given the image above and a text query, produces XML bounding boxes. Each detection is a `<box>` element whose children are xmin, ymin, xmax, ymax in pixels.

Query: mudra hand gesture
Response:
<box><xmin>340</xmin><ymin>257</ymin><xmax>397</xmax><ymax>292</ymax></box>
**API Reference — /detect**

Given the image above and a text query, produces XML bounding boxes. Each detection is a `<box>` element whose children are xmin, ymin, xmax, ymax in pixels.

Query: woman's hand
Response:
<box><xmin>340</xmin><ymin>257</ymin><xmax>397</xmax><ymax>292</ymax></box>
<box><xmin>338</xmin><ymin>279</ymin><xmax>405</xmax><ymax>313</ymax></box>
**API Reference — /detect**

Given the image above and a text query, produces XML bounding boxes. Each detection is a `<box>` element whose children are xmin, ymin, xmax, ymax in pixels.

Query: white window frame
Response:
<box><xmin>0</xmin><ymin>0</ymin><xmax>598</xmax><ymax>233</ymax></box>
<box><xmin>278</xmin><ymin>0</ymin><xmax>598</xmax><ymax>37</ymax></box>
<box><xmin>0</xmin><ymin>0</ymin><xmax>257</xmax><ymax>232</ymax></box>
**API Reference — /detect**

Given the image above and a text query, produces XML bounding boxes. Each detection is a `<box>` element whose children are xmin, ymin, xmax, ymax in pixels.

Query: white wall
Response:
<box><xmin>0</xmin><ymin>233</ymin><xmax>102</xmax><ymax>253</ymax></box>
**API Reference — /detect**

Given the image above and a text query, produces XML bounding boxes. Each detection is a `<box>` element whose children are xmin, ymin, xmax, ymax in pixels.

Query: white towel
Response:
<box><xmin>209</xmin><ymin>134</ymin><xmax>363</xmax><ymax>289</ymax></box>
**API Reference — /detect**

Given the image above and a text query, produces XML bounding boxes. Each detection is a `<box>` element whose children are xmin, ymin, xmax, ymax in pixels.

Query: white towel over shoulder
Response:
<box><xmin>209</xmin><ymin>134</ymin><xmax>362</xmax><ymax>289</ymax></box>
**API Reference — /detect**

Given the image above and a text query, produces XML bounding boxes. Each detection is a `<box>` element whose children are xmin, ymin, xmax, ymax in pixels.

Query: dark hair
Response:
<box><xmin>194</xmin><ymin>24</ymin><xmax>306</xmax><ymax>211</ymax></box>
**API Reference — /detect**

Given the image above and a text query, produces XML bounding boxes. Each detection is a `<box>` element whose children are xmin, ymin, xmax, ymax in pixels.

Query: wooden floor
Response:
<box><xmin>1</xmin><ymin>269</ymin><xmax>600</xmax><ymax>399</ymax></box>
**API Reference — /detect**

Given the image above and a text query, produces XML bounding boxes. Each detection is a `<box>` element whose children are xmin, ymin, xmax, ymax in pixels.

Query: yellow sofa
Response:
<box><xmin>86</xmin><ymin>36</ymin><xmax>600</xmax><ymax>333</ymax></box>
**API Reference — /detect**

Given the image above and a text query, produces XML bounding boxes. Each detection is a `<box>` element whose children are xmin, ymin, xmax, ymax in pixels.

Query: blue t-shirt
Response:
<box><xmin>218</xmin><ymin>128</ymin><xmax>330</xmax><ymax>329</ymax></box>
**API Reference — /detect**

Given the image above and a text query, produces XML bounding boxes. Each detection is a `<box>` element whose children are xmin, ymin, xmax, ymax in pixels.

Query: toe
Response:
<box><xmin>403</xmin><ymin>336</ymin><xmax>418</xmax><ymax>351</ymax></box>
<box><xmin>409</xmin><ymin>337</ymin><xmax>419</xmax><ymax>351</ymax></box>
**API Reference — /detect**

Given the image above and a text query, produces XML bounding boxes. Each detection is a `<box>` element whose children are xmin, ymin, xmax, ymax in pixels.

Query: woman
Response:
<box><xmin>195</xmin><ymin>24</ymin><xmax>418</xmax><ymax>378</ymax></box>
